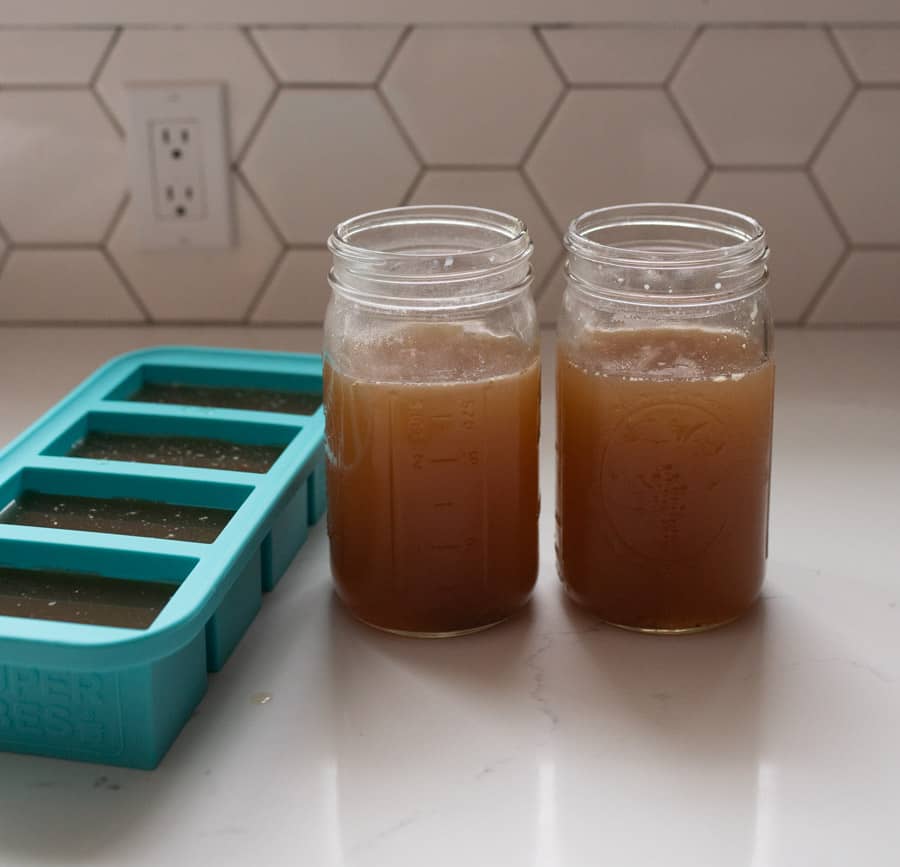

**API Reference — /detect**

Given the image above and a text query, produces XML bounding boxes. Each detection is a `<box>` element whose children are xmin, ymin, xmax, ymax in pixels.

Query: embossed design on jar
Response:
<box><xmin>601</xmin><ymin>402</ymin><xmax>731</xmax><ymax>561</ymax></box>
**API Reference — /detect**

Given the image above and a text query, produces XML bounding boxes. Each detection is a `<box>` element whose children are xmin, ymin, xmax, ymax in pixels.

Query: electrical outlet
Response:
<box><xmin>127</xmin><ymin>84</ymin><xmax>233</xmax><ymax>250</ymax></box>
<box><xmin>150</xmin><ymin>120</ymin><xmax>206</xmax><ymax>221</ymax></box>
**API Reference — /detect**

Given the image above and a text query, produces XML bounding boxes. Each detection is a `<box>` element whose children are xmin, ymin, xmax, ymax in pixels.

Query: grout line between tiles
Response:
<box><xmin>242</xmin><ymin>26</ymin><xmax>279</xmax><ymax>82</ymax></box>
<box><xmin>663</xmin><ymin>87</ymin><xmax>713</xmax><ymax>170</ymax></box>
<box><xmin>91</xmin><ymin>79</ymin><xmax>125</xmax><ymax>139</ymax></box>
<box><xmin>518</xmin><ymin>86</ymin><xmax>566</xmax><ymax>176</ymax></box>
<box><xmin>11</xmin><ymin>242</ymin><xmax>103</xmax><ymax>251</ymax></box>
<box><xmin>233</xmin><ymin>86</ymin><xmax>279</xmax><ymax>167</ymax></box>
<box><xmin>373</xmin><ymin>85</ymin><xmax>426</xmax><ymax>168</ymax></box>
<box><xmin>854</xmin><ymin>243</ymin><xmax>900</xmax><ymax>251</ymax></box>
<box><xmin>807</xmin><ymin>169</ymin><xmax>853</xmax><ymax>246</ymax></box>
<box><xmin>102</xmin><ymin>191</ymin><xmax>130</xmax><ymax>245</ymax></box>
<box><xmin>4</xmin><ymin>22</ymin><xmax>900</xmax><ymax>33</ymax></box>
<box><xmin>245</xmin><ymin>24</ymin><xmax>402</xmax><ymax>31</ymax></box>
<box><xmin>663</xmin><ymin>27</ymin><xmax>718</xmax><ymax>169</ymax></box>
<box><xmin>706</xmin><ymin>164</ymin><xmax>807</xmax><ymax>172</ymax></box>
<box><xmin>400</xmin><ymin>166</ymin><xmax>426</xmax><ymax>205</ymax></box>
<box><xmin>687</xmin><ymin>166</ymin><xmax>712</xmax><ymax>202</ymax></box>
<box><xmin>0</xmin><ymin>25</ymin><xmax>122</xmax><ymax>31</ymax></box>
<box><xmin>0</xmin><ymin>318</ymin><xmax>164</xmax><ymax>327</ymax></box>
<box><xmin>567</xmin><ymin>82</ymin><xmax>663</xmax><ymax>90</ymax></box>
<box><xmin>824</xmin><ymin>25</ymin><xmax>860</xmax><ymax>84</ymax></box>
<box><xmin>699</xmin><ymin>22</ymin><xmax>846</xmax><ymax>31</ymax></box>
<box><xmin>0</xmin><ymin>219</ymin><xmax>11</xmax><ymax>274</ymax></box>
<box><xmin>233</xmin><ymin>167</ymin><xmax>289</xmax><ymax>247</ymax></box>
<box><xmin>278</xmin><ymin>81</ymin><xmax>392</xmax><ymax>91</ymax></box>
<box><xmin>375</xmin><ymin>25</ymin><xmax>412</xmax><ymax>86</ymax></box>
<box><xmin>233</xmin><ymin>44</ymin><xmax>280</xmax><ymax>165</ymax></box>
<box><xmin>804</xmin><ymin>80</ymin><xmax>857</xmax><ymax>171</ymax></box>
<box><xmin>663</xmin><ymin>25</ymin><xmax>702</xmax><ymax>87</ymax></box>
<box><xmin>242</xmin><ymin>244</ymin><xmax>287</xmax><ymax>323</ymax></box>
<box><xmin>0</xmin><ymin>234</ymin><xmax>11</xmax><ymax>283</ymax></box>
<box><xmin>89</xmin><ymin>26</ymin><xmax>122</xmax><ymax>87</ymax></box>
<box><xmin>88</xmin><ymin>26</ymin><xmax>126</xmax><ymax>138</ymax></box>
<box><xmin>532</xmin><ymin>25</ymin><xmax>569</xmax><ymax>86</ymax></box>
<box><xmin>665</xmin><ymin>24</ymin><xmax>704</xmax><ymax>87</ymax></box>
<box><xmin>0</xmin><ymin>83</ymin><xmax>88</xmax><ymax>93</ymax></box>
<box><xmin>799</xmin><ymin>245</ymin><xmax>849</xmax><ymax>324</ymax></box>
<box><xmin>520</xmin><ymin>166</ymin><xmax>566</xmax><ymax>239</ymax></box>
<box><xmin>422</xmin><ymin>162</ymin><xmax>520</xmax><ymax>171</ymax></box>
<box><xmin>100</xmin><ymin>245</ymin><xmax>152</xmax><ymax>323</ymax></box>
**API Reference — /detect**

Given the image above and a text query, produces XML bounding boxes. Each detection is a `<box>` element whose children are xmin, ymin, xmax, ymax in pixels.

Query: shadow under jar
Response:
<box><xmin>556</xmin><ymin>204</ymin><xmax>775</xmax><ymax>633</ymax></box>
<box><xmin>325</xmin><ymin>206</ymin><xmax>541</xmax><ymax>637</ymax></box>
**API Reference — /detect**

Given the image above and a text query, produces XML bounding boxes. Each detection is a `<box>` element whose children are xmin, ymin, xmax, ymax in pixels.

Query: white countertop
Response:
<box><xmin>0</xmin><ymin>326</ymin><xmax>898</xmax><ymax>867</ymax></box>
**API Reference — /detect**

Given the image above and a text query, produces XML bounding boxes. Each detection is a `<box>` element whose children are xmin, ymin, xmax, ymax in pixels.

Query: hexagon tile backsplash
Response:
<box><xmin>0</xmin><ymin>23</ymin><xmax>898</xmax><ymax>326</ymax></box>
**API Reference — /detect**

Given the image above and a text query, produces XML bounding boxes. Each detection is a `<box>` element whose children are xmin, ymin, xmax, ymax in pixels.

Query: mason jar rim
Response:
<box><xmin>329</xmin><ymin>204</ymin><xmax>529</xmax><ymax>268</ymax></box>
<box><xmin>327</xmin><ymin>205</ymin><xmax>534</xmax><ymax>313</ymax></box>
<box><xmin>565</xmin><ymin>203</ymin><xmax>766</xmax><ymax>269</ymax></box>
<box><xmin>562</xmin><ymin>203</ymin><xmax>769</xmax><ymax>307</ymax></box>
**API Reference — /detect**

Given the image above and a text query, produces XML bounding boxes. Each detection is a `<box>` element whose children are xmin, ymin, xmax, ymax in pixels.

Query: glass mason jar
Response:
<box><xmin>325</xmin><ymin>205</ymin><xmax>541</xmax><ymax>637</ymax></box>
<box><xmin>556</xmin><ymin>204</ymin><xmax>774</xmax><ymax>633</ymax></box>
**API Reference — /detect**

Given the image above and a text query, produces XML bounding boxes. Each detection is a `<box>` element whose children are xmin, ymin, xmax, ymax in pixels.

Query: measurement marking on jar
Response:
<box><xmin>429</xmin><ymin>543</ymin><xmax>462</xmax><ymax>551</ymax></box>
<box><xmin>430</xmin><ymin>414</ymin><xmax>453</xmax><ymax>422</ymax></box>
<box><xmin>433</xmin><ymin>501</ymin><xmax>454</xmax><ymax>509</ymax></box>
<box><xmin>429</xmin><ymin>457</ymin><xmax>458</xmax><ymax>464</ymax></box>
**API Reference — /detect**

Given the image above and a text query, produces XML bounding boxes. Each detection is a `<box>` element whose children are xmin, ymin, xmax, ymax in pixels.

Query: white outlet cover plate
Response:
<box><xmin>126</xmin><ymin>83</ymin><xmax>233</xmax><ymax>250</ymax></box>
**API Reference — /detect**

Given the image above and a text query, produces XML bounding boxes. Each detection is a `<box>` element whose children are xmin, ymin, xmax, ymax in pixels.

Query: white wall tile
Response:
<box><xmin>814</xmin><ymin>91</ymin><xmax>900</xmax><ymax>245</ymax></box>
<box><xmin>382</xmin><ymin>28</ymin><xmax>561</xmax><ymax>164</ymax></box>
<box><xmin>242</xmin><ymin>89</ymin><xmax>418</xmax><ymax>244</ymax></box>
<box><xmin>541</xmin><ymin>26</ymin><xmax>693</xmax><ymax>84</ymax></box>
<box><xmin>0</xmin><ymin>29</ymin><xmax>114</xmax><ymax>84</ymax></box>
<box><xmin>0</xmin><ymin>23</ymin><xmax>890</xmax><ymax>326</ymax></box>
<box><xmin>96</xmin><ymin>29</ymin><xmax>274</xmax><ymax>152</ymax></box>
<box><xmin>526</xmin><ymin>90</ymin><xmax>704</xmax><ymax>229</ymax></box>
<box><xmin>811</xmin><ymin>252</ymin><xmax>900</xmax><ymax>324</ymax></box>
<box><xmin>0</xmin><ymin>91</ymin><xmax>124</xmax><ymax>243</ymax></box>
<box><xmin>672</xmin><ymin>28</ymin><xmax>852</xmax><ymax>165</ymax></box>
<box><xmin>408</xmin><ymin>169</ymin><xmax>560</xmax><ymax>291</ymax></box>
<box><xmin>251</xmin><ymin>249</ymin><xmax>331</xmax><ymax>323</ymax></box>
<box><xmin>0</xmin><ymin>250</ymin><xmax>142</xmax><ymax>321</ymax></box>
<box><xmin>108</xmin><ymin>181</ymin><xmax>281</xmax><ymax>321</ymax></box>
<box><xmin>252</xmin><ymin>27</ymin><xmax>402</xmax><ymax>83</ymax></box>
<box><xmin>696</xmin><ymin>171</ymin><xmax>845</xmax><ymax>323</ymax></box>
<box><xmin>834</xmin><ymin>27</ymin><xmax>900</xmax><ymax>82</ymax></box>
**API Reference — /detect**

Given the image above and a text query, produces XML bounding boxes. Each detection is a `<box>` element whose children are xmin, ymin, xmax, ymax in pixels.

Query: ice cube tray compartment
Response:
<box><xmin>0</xmin><ymin>537</ymin><xmax>191</xmax><ymax>630</ymax></box>
<box><xmin>0</xmin><ymin>347</ymin><xmax>326</xmax><ymax>769</ymax></box>
<box><xmin>0</xmin><ymin>467</ymin><xmax>251</xmax><ymax>542</ymax></box>
<box><xmin>108</xmin><ymin>363</ymin><xmax>322</xmax><ymax>415</ymax></box>
<box><xmin>47</xmin><ymin>409</ymin><xmax>301</xmax><ymax>473</ymax></box>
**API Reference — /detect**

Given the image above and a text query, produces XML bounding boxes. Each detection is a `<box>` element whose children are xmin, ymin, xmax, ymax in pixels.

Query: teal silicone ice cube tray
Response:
<box><xmin>0</xmin><ymin>347</ymin><xmax>326</xmax><ymax>769</ymax></box>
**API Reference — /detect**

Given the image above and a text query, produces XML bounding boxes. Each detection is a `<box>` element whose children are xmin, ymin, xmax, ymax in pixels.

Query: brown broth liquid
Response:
<box><xmin>131</xmin><ymin>383</ymin><xmax>321</xmax><ymax>415</ymax></box>
<box><xmin>69</xmin><ymin>433</ymin><xmax>283</xmax><ymax>473</ymax></box>
<box><xmin>557</xmin><ymin>327</ymin><xmax>774</xmax><ymax>632</ymax></box>
<box><xmin>325</xmin><ymin>326</ymin><xmax>540</xmax><ymax>636</ymax></box>
<box><xmin>2</xmin><ymin>492</ymin><xmax>232</xmax><ymax>543</ymax></box>
<box><xmin>0</xmin><ymin>566</ymin><xmax>174</xmax><ymax>629</ymax></box>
